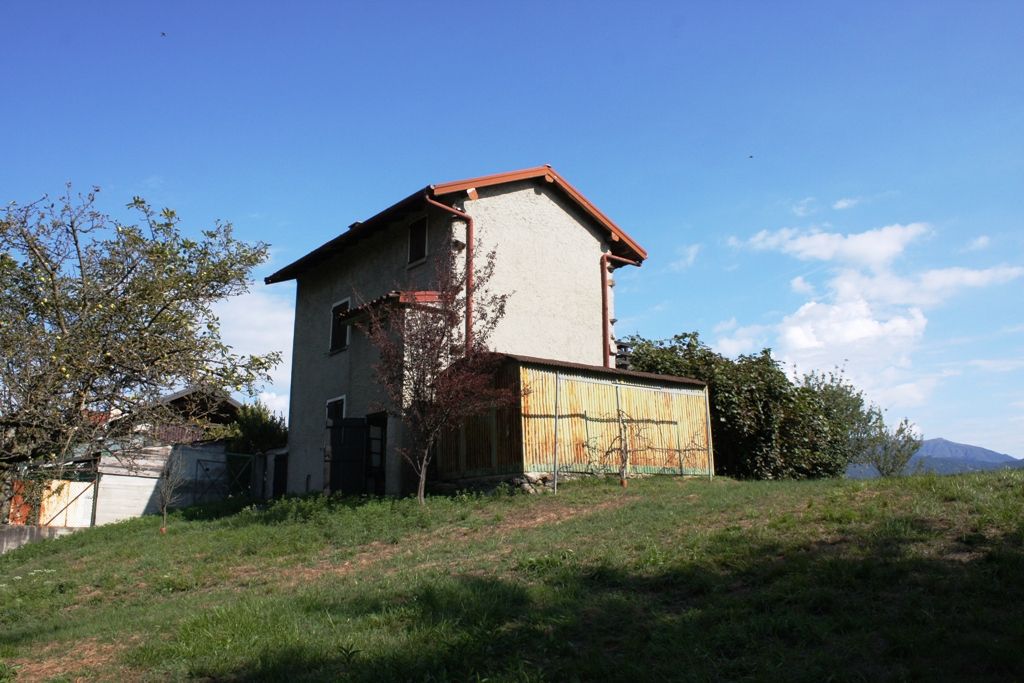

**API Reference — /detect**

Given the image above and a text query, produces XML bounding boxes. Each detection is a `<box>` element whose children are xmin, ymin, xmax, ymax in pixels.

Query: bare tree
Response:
<box><xmin>360</xmin><ymin>246</ymin><xmax>519</xmax><ymax>505</ymax></box>
<box><xmin>156</xmin><ymin>451</ymin><xmax>188</xmax><ymax>532</ymax></box>
<box><xmin>601</xmin><ymin>410</ymin><xmax>656</xmax><ymax>487</ymax></box>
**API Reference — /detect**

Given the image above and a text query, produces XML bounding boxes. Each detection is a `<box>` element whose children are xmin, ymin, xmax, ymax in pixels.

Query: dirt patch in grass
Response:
<box><xmin>495</xmin><ymin>496</ymin><xmax>628</xmax><ymax>532</ymax></box>
<box><xmin>8</xmin><ymin>636</ymin><xmax>140</xmax><ymax>682</ymax></box>
<box><xmin>272</xmin><ymin>495</ymin><xmax>634</xmax><ymax>587</ymax></box>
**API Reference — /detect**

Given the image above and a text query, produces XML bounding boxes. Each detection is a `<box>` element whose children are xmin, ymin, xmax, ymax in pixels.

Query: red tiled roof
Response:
<box><xmin>265</xmin><ymin>165</ymin><xmax>646</xmax><ymax>284</ymax></box>
<box><xmin>337</xmin><ymin>290</ymin><xmax>443</xmax><ymax>323</ymax></box>
<box><xmin>431</xmin><ymin>166</ymin><xmax>646</xmax><ymax>261</ymax></box>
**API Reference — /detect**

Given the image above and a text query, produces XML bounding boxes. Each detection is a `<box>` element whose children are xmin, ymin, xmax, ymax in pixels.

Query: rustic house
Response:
<box><xmin>266</xmin><ymin>165</ymin><xmax>713</xmax><ymax>495</ymax></box>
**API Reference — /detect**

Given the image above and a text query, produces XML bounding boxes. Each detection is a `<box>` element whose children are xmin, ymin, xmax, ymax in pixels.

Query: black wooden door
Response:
<box><xmin>330</xmin><ymin>418</ymin><xmax>368</xmax><ymax>495</ymax></box>
<box><xmin>365</xmin><ymin>413</ymin><xmax>387</xmax><ymax>495</ymax></box>
<box><xmin>272</xmin><ymin>453</ymin><xmax>288</xmax><ymax>498</ymax></box>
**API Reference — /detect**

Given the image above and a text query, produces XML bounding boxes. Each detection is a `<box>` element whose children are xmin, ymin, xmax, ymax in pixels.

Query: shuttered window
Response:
<box><xmin>408</xmin><ymin>217</ymin><xmax>428</xmax><ymax>264</ymax></box>
<box><xmin>330</xmin><ymin>300</ymin><xmax>350</xmax><ymax>352</ymax></box>
<box><xmin>326</xmin><ymin>397</ymin><xmax>345</xmax><ymax>427</ymax></box>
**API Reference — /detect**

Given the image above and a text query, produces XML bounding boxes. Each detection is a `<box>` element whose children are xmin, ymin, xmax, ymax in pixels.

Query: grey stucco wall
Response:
<box><xmin>456</xmin><ymin>182</ymin><xmax>611</xmax><ymax>366</ymax></box>
<box><xmin>286</xmin><ymin>210</ymin><xmax>451</xmax><ymax>494</ymax></box>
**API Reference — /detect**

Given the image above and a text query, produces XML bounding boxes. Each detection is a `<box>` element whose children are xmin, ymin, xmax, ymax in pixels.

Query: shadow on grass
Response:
<box><xmin>194</xmin><ymin>517</ymin><xmax>1024</xmax><ymax>682</ymax></box>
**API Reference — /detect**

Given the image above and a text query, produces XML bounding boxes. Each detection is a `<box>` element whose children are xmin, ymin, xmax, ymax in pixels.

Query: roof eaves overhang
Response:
<box><xmin>264</xmin><ymin>187</ymin><xmax>430</xmax><ymax>284</ymax></box>
<box><xmin>264</xmin><ymin>165</ymin><xmax>648</xmax><ymax>285</ymax></box>
<box><xmin>502</xmin><ymin>353</ymin><xmax>705</xmax><ymax>388</ymax></box>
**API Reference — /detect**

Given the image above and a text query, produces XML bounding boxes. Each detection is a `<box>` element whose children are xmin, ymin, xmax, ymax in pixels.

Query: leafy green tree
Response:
<box><xmin>0</xmin><ymin>186</ymin><xmax>279</xmax><ymax>487</ymax></box>
<box><xmin>798</xmin><ymin>369</ymin><xmax>875</xmax><ymax>472</ymax></box>
<box><xmin>216</xmin><ymin>401</ymin><xmax>288</xmax><ymax>454</ymax></box>
<box><xmin>859</xmin><ymin>412</ymin><xmax>922</xmax><ymax>477</ymax></box>
<box><xmin>626</xmin><ymin>333</ymin><xmax>879</xmax><ymax>479</ymax></box>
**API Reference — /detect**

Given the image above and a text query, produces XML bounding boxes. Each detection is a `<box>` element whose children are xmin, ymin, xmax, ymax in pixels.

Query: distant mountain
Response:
<box><xmin>916</xmin><ymin>438</ymin><xmax>1018</xmax><ymax>464</ymax></box>
<box><xmin>847</xmin><ymin>438</ymin><xmax>1023</xmax><ymax>479</ymax></box>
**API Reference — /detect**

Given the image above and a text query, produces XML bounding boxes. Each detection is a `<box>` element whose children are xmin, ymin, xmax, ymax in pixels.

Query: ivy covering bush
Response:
<box><xmin>626</xmin><ymin>332</ymin><xmax>917</xmax><ymax>479</ymax></box>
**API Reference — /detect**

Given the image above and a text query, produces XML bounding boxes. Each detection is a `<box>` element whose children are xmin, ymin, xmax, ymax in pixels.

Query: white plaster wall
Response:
<box><xmin>458</xmin><ymin>182</ymin><xmax>610</xmax><ymax>366</ymax></box>
<box><xmin>94</xmin><ymin>474</ymin><xmax>160</xmax><ymax>525</ymax></box>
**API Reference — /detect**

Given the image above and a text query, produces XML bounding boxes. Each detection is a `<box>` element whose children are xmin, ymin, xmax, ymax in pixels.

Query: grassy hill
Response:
<box><xmin>2</xmin><ymin>471</ymin><xmax>1023</xmax><ymax>681</ymax></box>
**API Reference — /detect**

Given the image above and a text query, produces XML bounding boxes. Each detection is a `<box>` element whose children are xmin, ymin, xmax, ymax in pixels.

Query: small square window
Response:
<box><xmin>330</xmin><ymin>300</ymin><xmax>350</xmax><ymax>352</ymax></box>
<box><xmin>326</xmin><ymin>397</ymin><xmax>345</xmax><ymax>427</ymax></box>
<box><xmin>408</xmin><ymin>217</ymin><xmax>428</xmax><ymax>264</ymax></box>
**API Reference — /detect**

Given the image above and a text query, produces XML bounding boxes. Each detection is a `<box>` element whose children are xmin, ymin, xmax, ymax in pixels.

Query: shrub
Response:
<box><xmin>626</xmin><ymin>332</ymin><xmax>904</xmax><ymax>480</ymax></box>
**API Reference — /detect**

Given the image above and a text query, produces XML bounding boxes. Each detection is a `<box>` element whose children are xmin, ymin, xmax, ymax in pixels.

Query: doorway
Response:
<box><xmin>328</xmin><ymin>414</ymin><xmax>387</xmax><ymax>495</ymax></box>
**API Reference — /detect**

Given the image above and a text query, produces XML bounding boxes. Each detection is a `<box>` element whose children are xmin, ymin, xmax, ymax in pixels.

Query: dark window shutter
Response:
<box><xmin>408</xmin><ymin>217</ymin><xmax>428</xmax><ymax>263</ymax></box>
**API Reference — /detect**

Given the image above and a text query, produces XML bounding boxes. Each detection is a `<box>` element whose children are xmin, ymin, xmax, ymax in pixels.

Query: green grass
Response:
<box><xmin>2</xmin><ymin>471</ymin><xmax>1023</xmax><ymax>681</ymax></box>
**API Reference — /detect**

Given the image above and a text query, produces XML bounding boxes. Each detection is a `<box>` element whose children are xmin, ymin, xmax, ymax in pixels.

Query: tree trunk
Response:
<box><xmin>417</xmin><ymin>442</ymin><xmax>434</xmax><ymax>505</ymax></box>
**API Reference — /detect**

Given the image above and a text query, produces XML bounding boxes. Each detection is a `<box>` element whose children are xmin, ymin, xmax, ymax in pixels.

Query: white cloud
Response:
<box><xmin>967</xmin><ymin>358</ymin><xmax>1024</xmax><ymax>373</ymax></box>
<box><xmin>716</xmin><ymin>324</ymin><xmax>769</xmax><ymax>357</ymax></box>
<box><xmin>774</xmin><ymin>299</ymin><xmax>944</xmax><ymax>412</ymax></box>
<box><xmin>778</xmin><ymin>299</ymin><xmax>927</xmax><ymax>354</ymax></box>
<box><xmin>258</xmin><ymin>390</ymin><xmax>290</xmax><ymax>417</ymax></box>
<box><xmin>214</xmin><ymin>285</ymin><xmax>295</xmax><ymax>420</ymax></box>
<box><xmin>965</xmin><ymin>235</ymin><xmax>991</xmax><ymax>251</ymax></box>
<box><xmin>828</xmin><ymin>264</ymin><xmax>1023</xmax><ymax>308</ymax></box>
<box><xmin>790</xmin><ymin>275</ymin><xmax>815</xmax><ymax>295</ymax></box>
<box><xmin>875</xmin><ymin>376</ymin><xmax>944</xmax><ymax>409</ymax></box>
<box><xmin>792</xmin><ymin>197</ymin><xmax>816</xmax><ymax>217</ymax></box>
<box><xmin>745</xmin><ymin>223</ymin><xmax>929</xmax><ymax>270</ymax></box>
<box><xmin>919</xmin><ymin>265</ymin><xmax>1022</xmax><ymax>294</ymax></box>
<box><xmin>832</xmin><ymin>197</ymin><xmax>861</xmax><ymax>210</ymax></box>
<box><xmin>709</xmin><ymin>214</ymin><xmax>1022</xmax><ymax>434</ymax></box>
<box><xmin>713</xmin><ymin>317</ymin><xmax>737</xmax><ymax>334</ymax></box>
<box><xmin>669</xmin><ymin>244</ymin><xmax>701</xmax><ymax>271</ymax></box>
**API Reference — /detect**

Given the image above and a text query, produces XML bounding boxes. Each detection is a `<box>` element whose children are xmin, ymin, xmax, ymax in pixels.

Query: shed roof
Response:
<box><xmin>502</xmin><ymin>353</ymin><xmax>705</xmax><ymax>389</ymax></box>
<box><xmin>265</xmin><ymin>165</ymin><xmax>646</xmax><ymax>284</ymax></box>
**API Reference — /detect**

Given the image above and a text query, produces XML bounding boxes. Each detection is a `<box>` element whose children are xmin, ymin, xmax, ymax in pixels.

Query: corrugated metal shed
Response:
<box><xmin>436</xmin><ymin>355</ymin><xmax>713</xmax><ymax>480</ymax></box>
<box><xmin>517</xmin><ymin>359</ymin><xmax>713</xmax><ymax>477</ymax></box>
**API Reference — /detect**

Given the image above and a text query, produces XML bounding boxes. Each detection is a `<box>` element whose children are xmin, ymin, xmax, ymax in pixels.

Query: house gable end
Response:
<box><xmin>265</xmin><ymin>166</ymin><xmax>646</xmax><ymax>285</ymax></box>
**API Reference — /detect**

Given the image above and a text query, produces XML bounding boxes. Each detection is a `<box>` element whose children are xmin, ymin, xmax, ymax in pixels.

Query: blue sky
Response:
<box><xmin>2</xmin><ymin>2</ymin><xmax>1022</xmax><ymax>455</ymax></box>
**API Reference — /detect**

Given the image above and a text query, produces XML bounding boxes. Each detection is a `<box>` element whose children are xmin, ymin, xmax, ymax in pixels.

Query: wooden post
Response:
<box><xmin>552</xmin><ymin>371</ymin><xmax>561</xmax><ymax>493</ymax></box>
<box><xmin>674</xmin><ymin>421</ymin><xmax>684</xmax><ymax>476</ymax></box>
<box><xmin>703</xmin><ymin>386</ymin><xmax>714</xmax><ymax>480</ymax></box>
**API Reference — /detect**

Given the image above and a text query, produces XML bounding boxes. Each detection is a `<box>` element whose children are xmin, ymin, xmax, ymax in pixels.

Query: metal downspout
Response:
<box><xmin>600</xmin><ymin>253</ymin><xmax>641</xmax><ymax>368</ymax></box>
<box><xmin>425</xmin><ymin>195</ymin><xmax>475</xmax><ymax>353</ymax></box>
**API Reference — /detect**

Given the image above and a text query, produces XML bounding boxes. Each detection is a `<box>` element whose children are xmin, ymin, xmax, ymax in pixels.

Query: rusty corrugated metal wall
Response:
<box><xmin>9</xmin><ymin>479</ymin><xmax>96</xmax><ymax>527</ymax></box>
<box><xmin>519</xmin><ymin>364</ymin><xmax>713</xmax><ymax>476</ymax></box>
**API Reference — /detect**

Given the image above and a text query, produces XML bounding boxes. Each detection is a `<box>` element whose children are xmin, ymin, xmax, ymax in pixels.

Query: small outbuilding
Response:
<box><xmin>433</xmin><ymin>355</ymin><xmax>713</xmax><ymax>482</ymax></box>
